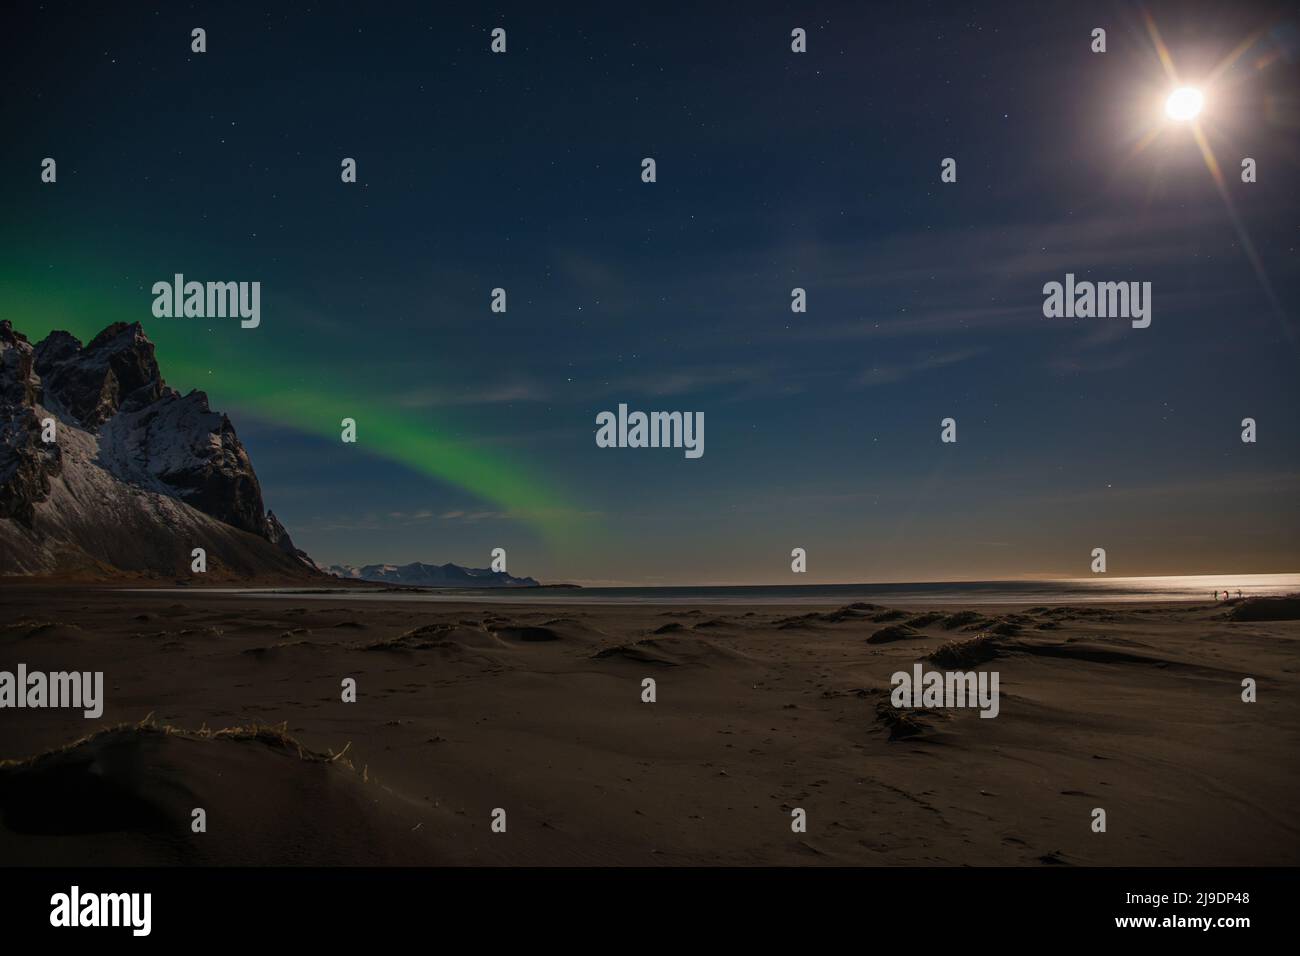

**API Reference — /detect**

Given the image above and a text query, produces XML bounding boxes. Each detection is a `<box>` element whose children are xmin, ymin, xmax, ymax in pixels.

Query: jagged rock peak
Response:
<box><xmin>34</xmin><ymin>321</ymin><xmax>162</xmax><ymax>428</ymax></box>
<box><xmin>1</xmin><ymin>320</ymin><xmax>41</xmax><ymax>407</ymax></box>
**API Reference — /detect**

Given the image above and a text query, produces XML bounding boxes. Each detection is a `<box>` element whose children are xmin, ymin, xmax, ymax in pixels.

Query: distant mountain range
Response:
<box><xmin>327</xmin><ymin>561</ymin><xmax>540</xmax><ymax>588</ymax></box>
<box><xmin>0</xmin><ymin>320</ymin><xmax>317</xmax><ymax>579</ymax></box>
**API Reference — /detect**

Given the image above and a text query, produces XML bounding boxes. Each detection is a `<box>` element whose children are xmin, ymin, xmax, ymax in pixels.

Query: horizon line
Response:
<box><xmin>527</xmin><ymin>571</ymin><xmax>1300</xmax><ymax>589</ymax></box>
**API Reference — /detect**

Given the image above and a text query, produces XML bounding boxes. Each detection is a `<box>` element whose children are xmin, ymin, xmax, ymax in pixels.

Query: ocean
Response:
<box><xmin>178</xmin><ymin>572</ymin><xmax>1300</xmax><ymax>606</ymax></box>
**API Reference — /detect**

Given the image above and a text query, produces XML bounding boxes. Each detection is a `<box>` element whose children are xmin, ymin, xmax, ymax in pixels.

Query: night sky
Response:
<box><xmin>2</xmin><ymin>1</ymin><xmax>1297</xmax><ymax>585</ymax></box>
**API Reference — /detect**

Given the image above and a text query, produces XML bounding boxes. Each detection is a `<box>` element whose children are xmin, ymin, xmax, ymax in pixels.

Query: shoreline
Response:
<box><xmin>5</xmin><ymin>570</ymin><xmax>1297</xmax><ymax>607</ymax></box>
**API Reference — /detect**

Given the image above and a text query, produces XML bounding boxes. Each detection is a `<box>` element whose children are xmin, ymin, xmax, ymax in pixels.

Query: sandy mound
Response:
<box><xmin>242</xmin><ymin>638</ymin><xmax>342</xmax><ymax>658</ymax></box>
<box><xmin>592</xmin><ymin>641</ymin><xmax>681</xmax><ymax>666</ymax></box>
<box><xmin>775</xmin><ymin>604</ymin><xmax>883</xmax><ymax>628</ymax></box>
<box><xmin>906</xmin><ymin>611</ymin><xmax>946</xmax><ymax>628</ymax></box>
<box><xmin>873</xmin><ymin>700</ymin><xmax>948</xmax><ymax>741</ymax></box>
<box><xmin>940</xmin><ymin>610</ymin><xmax>990</xmax><ymax>630</ymax></box>
<box><xmin>691</xmin><ymin>618</ymin><xmax>733</xmax><ymax>629</ymax></box>
<box><xmin>491</xmin><ymin>625</ymin><xmax>564</xmax><ymax>642</ymax></box>
<box><xmin>1229</xmin><ymin>596</ymin><xmax>1300</xmax><ymax>621</ymax></box>
<box><xmin>0</xmin><ymin>720</ymin><xmax>441</xmax><ymax>865</ymax></box>
<box><xmin>866</xmin><ymin>623</ymin><xmax>920</xmax><ymax>644</ymax></box>
<box><xmin>929</xmin><ymin>633</ymin><xmax>1001</xmax><ymax>667</ymax></box>
<box><xmin>592</xmin><ymin>636</ymin><xmax>755</xmax><ymax>668</ymax></box>
<box><xmin>364</xmin><ymin>622</ymin><xmax>507</xmax><ymax>651</ymax></box>
<box><xmin>0</xmin><ymin>620</ymin><xmax>88</xmax><ymax>641</ymax></box>
<box><xmin>774</xmin><ymin>612</ymin><xmax>821</xmax><ymax>629</ymax></box>
<box><xmin>870</xmin><ymin>609</ymin><xmax>910</xmax><ymax>622</ymax></box>
<box><xmin>1009</xmin><ymin>640</ymin><xmax>1186</xmax><ymax>668</ymax></box>
<box><xmin>820</xmin><ymin>604</ymin><xmax>880</xmax><ymax>623</ymax></box>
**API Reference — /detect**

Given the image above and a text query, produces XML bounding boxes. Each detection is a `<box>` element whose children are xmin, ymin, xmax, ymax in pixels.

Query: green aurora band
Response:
<box><xmin>1</xmin><ymin>268</ymin><xmax>588</xmax><ymax>551</ymax></box>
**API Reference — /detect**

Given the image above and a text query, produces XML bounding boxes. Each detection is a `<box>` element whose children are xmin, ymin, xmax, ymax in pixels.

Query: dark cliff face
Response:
<box><xmin>98</xmin><ymin>382</ymin><xmax>268</xmax><ymax>537</ymax></box>
<box><xmin>0</xmin><ymin>322</ymin><xmax>61</xmax><ymax>525</ymax></box>
<box><xmin>176</xmin><ymin>402</ymin><xmax>267</xmax><ymax>536</ymax></box>
<box><xmin>0</xmin><ymin>319</ymin><xmax>312</xmax><ymax>570</ymax></box>
<box><xmin>264</xmin><ymin>509</ymin><xmax>317</xmax><ymax>568</ymax></box>
<box><xmin>34</xmin><ymin>322</ymin><xmax>164</xmax><ymax>428</ymax></box>
<box><xmin>1</xmin><ymin>321</ymin><xmax>41</xmax><ymax>407</ymax></box>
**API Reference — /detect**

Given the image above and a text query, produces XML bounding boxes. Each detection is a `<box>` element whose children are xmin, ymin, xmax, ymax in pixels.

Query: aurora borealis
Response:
<box><xmin>2</xmin><ymin>1</ymin><xmax>1297</xmax><ymax>585</ymax></box>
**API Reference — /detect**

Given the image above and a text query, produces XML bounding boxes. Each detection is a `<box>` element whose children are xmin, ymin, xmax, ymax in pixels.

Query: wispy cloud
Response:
<box><xmin>391</xmin><ymin>381</ymin><xmax>550</xmax><ymax>408</ymax></box>
<box><xmin>598</xmin><ymin>364</ymin><xmax>779</xmax><ymax>399</ymax></box>
<box><xmin>300</xmin><ymin>506</ymin><xmax>603</xmax><ymax>532</ymax></box>
<box><xmin>854</xmin><ymin>348</ymin><xmax>988</xmax><ymax>387</ymax></box>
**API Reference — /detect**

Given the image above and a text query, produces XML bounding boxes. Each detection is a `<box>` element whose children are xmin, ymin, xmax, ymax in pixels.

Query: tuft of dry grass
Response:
<box><xmin>0</xmin><ymin>713</ymin><xmax>355</xmax><ymax>772</ymax></box>
<box><xmin>928</xmin><ymin>632</ymin><xmax>1001</xmax><ymax>668</ymax></box>
<box><xmin>874</xmin><ymin>700</ymin><xmax>947</xmax><ymax>741</ymax></box>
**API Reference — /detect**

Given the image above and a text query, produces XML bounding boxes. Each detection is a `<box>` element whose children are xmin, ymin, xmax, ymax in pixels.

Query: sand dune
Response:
<box><xmin>0</xmin><ymin>719</ymin><xmax>444</xmax><ymax>865</ymax></box>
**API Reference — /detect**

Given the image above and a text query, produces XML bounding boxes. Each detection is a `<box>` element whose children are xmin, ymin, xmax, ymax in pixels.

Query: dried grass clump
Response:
<box><xmin>928</xmin><ymin>632</ymin><xmax>1001</xmax><ymax>668</ymax></box>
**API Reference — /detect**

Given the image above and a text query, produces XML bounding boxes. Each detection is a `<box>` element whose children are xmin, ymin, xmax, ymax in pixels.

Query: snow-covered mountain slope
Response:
<box><xmin>0</xmin><ymin>319</ymin><xmax>318</xmax><ymax>579</ymax></box>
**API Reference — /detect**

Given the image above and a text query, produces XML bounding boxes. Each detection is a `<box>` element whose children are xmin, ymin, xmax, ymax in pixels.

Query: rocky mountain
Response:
<box><xmin>327</xmin><ymin>561</ymin><xmax>539</xmax><ymax>588</ymax></box>
<box><xmin>0</xmin><ymin>319</ymin><xmax>320</xmax><ymax>579</ymax></box>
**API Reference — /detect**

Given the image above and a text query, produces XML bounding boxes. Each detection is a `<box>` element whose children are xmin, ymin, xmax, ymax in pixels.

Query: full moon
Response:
<box><xmin>1165</xmin><ymin>86</ymin><xmax>1204</xmax><ymax>121</ymax></box>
